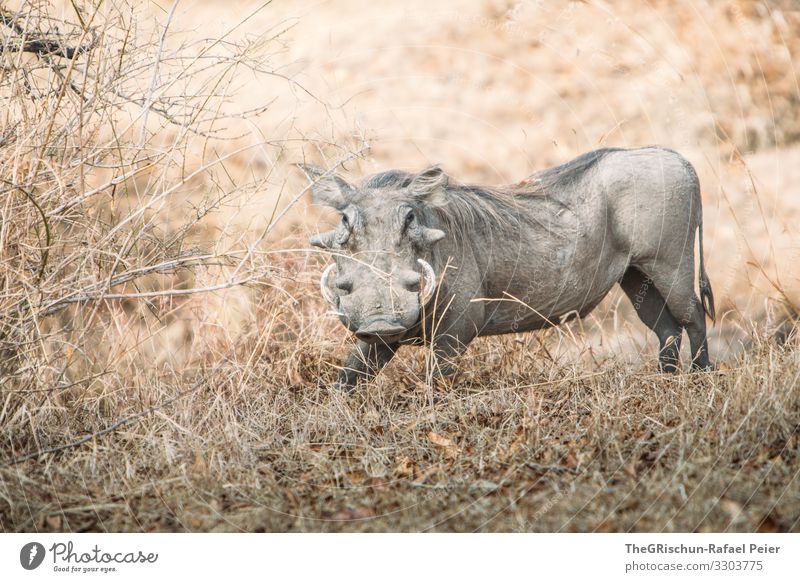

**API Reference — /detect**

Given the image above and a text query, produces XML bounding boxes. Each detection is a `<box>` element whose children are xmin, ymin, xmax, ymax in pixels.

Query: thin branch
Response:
<box><xmin>5</xmin><ymin>376</ymin><xmax>211</xmax><ymax>465</ymax></box>
<box><xmin>0</xmin><ymin>9</ymin><xmax>94</xmax><ymax>60</ymax></box>
<box><xmin>39</xmin><ymin>277</ymin><xmax>253</xmax><ymax>318</ymax></box>
<box><xmin>137</xmin><ymin>0</ymin><xmax>179</xmax><ymax>147</ymax></box>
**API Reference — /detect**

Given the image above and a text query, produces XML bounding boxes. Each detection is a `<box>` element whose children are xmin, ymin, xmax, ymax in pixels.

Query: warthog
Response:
<box><xmin>301</xmin><ymin>146</ymin><xmax>715</xmax><ymax>389</ymax></box>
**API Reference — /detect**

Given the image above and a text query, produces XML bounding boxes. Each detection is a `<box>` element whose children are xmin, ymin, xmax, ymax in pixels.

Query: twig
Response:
<box><xmin>137</xmin><ymin>0</ymin><xmax>179</xmax><ymax>147</ymax></box>
<box><xmin>5</xmin><ymin>376</ymin><xmax>210</xmax><ymax>465</ymax></box>
<box><xmin>526</xmin><ymin>462</ymin><xmax>580</xmax><ymax>475</ymax></box>
<box><xmin>0</xmin><ymin>9</ymin><xmax>94</xmax><ymax>60</ymax></box>
<box><xmin>3</xmin><ymin>371</ymin><xmax>111</xmax><ymax>394</ymax></box>
<box><xmin>8</xmin><ymin>183</ymin><xmax>51</xmax><ymax>283</ymax></box>
<box><xmin>39</xmin><ymin>277</ymin><xmax>252</xmax><ymax>318</ymax></box>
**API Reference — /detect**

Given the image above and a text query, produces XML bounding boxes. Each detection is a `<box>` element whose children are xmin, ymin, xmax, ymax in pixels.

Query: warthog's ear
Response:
<box><xmin>297</xmin><ymin>163</ymin><xmax>353</xmax><ymax>210</ymax></box>
<box><xmin>409</xmin><ymin>165</ymin><xmax>448</xmax><ymax>206</ymax></box>
<box><xmin>309</xmin><ymin>230</ymin><xmax>336</xmax><ymax>249</ymax></box>
<box><xmin>418</xmin><ymin>227</ymin><xmax>446</xmax><ymax>245</ymax></box>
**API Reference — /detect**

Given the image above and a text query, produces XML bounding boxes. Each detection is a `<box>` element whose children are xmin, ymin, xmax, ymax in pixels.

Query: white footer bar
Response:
<box><xmin>1</xmin><ymin>533</ymin><xmax>797</xmax><ymax>581</ymax></box>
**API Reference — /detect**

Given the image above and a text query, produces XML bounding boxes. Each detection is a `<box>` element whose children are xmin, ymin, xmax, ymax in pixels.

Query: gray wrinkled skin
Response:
<box><xmin>301</xmin><ymin>146</ymin><xmax>715</xmax><ymax>390</ymax></box>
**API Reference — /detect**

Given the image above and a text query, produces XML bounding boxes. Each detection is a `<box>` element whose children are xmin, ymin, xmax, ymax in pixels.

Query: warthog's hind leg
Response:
<box><xmin>680</xmin><ymin>297</ymin><xmax>711</xmax><ymax>371</ymax></box>
<box><xmin>641</xmin><ymin>262</ymin><xmax>712</xmax><ymax>371</ymax></box>
<box><xmin>620</xmin><ymin>267</ymin><xmax>683</xmax><ymax>373</ymax></box>
<box><xmin>335</xmin><ymin>340</ymin><xmax>398</xmax><ymax>391</ymax></box>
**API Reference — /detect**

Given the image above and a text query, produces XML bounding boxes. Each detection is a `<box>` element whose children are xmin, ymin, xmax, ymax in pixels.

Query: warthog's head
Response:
<box><xmin>301</xmin><ymin>164</ymin><xmax>448</xmax><ymax>344</ymax></box>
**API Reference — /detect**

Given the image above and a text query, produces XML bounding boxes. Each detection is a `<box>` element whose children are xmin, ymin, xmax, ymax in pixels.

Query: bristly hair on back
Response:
<box><xmin>359</xmin><ymin>148</ymin><xmax>619</xmax><ymax>241</ymax></box>
<box><xmin>361</xmin><ymin>169</ymin><xmax>525</xmax><ymax>238</ymax></box>
<box><xmin>522</xmin><ymin>147</ymin><xmax>621</xmax><ymax>194</ymax></box>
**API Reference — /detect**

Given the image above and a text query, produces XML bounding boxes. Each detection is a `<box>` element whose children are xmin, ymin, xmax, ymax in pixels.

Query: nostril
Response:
<box><xmin>403</xmin><ymin>279</ymin><xmax>421</xmax><ymax>293</ymax></box>
<box><xmin>397</xmin><ymin>270</ymin><xmax>421</xmax><ymax>293</ymax></box>
<box><xmin>335</xmin><ymin>276</ymin><xmax>352</xmax><ymax>293</ymax></box>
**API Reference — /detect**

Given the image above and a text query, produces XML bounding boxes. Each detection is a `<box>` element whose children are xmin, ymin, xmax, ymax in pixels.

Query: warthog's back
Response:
<box><xmin>475</xmin><ymin>146</ymin><xmax>703</xmax><ymax>336</ymax></box>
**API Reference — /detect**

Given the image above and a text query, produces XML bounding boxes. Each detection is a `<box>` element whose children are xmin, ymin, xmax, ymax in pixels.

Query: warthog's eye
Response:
<box><xmin>335</xmin><ymin>213</ymin><xmax>351</xmax><ymax>246</ymax></box>
<box><xmin>402</xmin><ymin>209</ymin><xmax>415</xmax><ymax>233</ymax></box>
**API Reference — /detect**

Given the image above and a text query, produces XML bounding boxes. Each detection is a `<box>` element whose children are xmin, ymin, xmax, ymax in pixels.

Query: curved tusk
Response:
<box><xmin>417</xmin><ymin>258</ymin><xmax>437</xmax><ymax>305</ymax></box>
<box><xmin>319</xmin><ymin>263</ymin><xmax>338</xmax><ymax>307</ymax></box>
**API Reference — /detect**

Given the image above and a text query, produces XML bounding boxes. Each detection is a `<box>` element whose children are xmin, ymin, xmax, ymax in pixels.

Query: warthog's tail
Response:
<box><xmin>698</xmin><ymin>220</ymin><xmax>716</xmax><ymax>322</ymax></box>
<box><xmin>684</xmin><ymin>151</ymin><xmax>716</xmax><ymax>323</ymax></box>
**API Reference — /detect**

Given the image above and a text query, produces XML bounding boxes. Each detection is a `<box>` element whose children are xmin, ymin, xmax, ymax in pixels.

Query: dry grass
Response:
<box><xmin>0</xmin><ymin>0</ymin><xmax>799</xmax><ymax>532</ymax></box>
<box><xmin>2</xmin><ymin>288</ymin><xmax>799</xmax><ymax>532</ymax></box>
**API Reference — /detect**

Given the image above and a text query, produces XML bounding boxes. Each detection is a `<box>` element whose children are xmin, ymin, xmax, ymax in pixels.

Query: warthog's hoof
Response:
<box><xmin>694</xmin><ymin>361</ymin><xmax>717</xmax><ymax>372</ymax></box>
<box><xmin>658</xmin><ymin>362</ymin><xmax>681</xmax><ymax>374</ymax></box>
<box><xmin>331</xmin><ymin>379</ymin><xmax>356</xmax><ymax>393</ymax></box>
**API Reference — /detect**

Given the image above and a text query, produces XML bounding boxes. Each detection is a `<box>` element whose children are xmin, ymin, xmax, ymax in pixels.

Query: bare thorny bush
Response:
<box><xmin>0</xmin><ymin>1</ymin><xmax>358</xmax><ymax>464</ymax></box>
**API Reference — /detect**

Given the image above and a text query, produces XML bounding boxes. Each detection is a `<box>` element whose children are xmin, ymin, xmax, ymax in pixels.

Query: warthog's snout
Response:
<box><xmin>318</xmin><ymin>259</ymin><xmax>438</xmax><ymax>311</ymax></box>
<box><xmin>354</xmin><ymin>318</ymin><xmax>407</xmax><ymax>343</ymax></box>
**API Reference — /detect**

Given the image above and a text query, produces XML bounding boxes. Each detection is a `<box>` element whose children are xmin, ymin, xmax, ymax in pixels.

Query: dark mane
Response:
<box><xmin>360</xmin><ymin>170</ymin><xmax>520</xmax><ymax>235</ymax></box>
<box><xmin>524</xmin><ymin>147</ymin><xmax>621</xmax><ymax>193</ymax></box>
<box><xmin>361</xmin><ymin>170</ymin><xmax>414</xmax><ymax>190</ymax></box>
<box><xmin>361</xmin><ymin>148</ymin><xmax>620</xmax><ymax>238</ymax></box>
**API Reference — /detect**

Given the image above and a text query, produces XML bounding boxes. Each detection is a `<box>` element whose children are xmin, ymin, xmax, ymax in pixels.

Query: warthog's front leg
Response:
<box><xmin>335</xmin><ymin>340</ymin><xmax>398</xmax><ymax>391</ymax></box>
<box><xmin>425</xmin><ymin>290</ymin><xmax>482</xmax><ymax>381</ymax></box>
<box><xmin>427</xmin><ymin>332</ymin><xmax>475</xmax><ymax>381</ymax></box>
